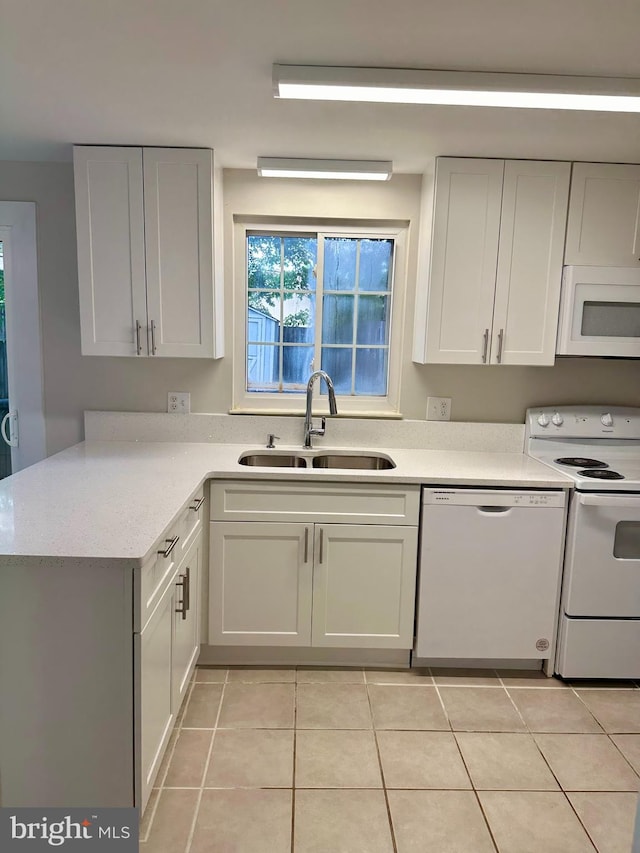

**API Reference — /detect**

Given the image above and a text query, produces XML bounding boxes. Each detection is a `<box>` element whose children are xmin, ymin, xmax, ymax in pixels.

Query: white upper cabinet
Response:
<box><xmin>564</xmin><ymin>163</ymin><xmax>640</xmax><ymax>266</ymax></box>
<box><xmin>74</xmin><ymin>145</ymin><xmax>224</xmax><ymax>358</ymax></box>
<box><xmin>414</xmin><ymin>157</ymin><xmax>570</xmax><ymax>366</ymax></box>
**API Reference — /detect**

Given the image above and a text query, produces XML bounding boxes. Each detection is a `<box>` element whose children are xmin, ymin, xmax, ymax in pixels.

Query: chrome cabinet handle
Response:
<box><xmin>189</xmin><ymin>497</ymin><xmax>205</xmax><ymax>512</ymax></box>
<box><xmin>318</xmin><ymin>528</ymin><xmax>324</xmax><ymax>564</ymax></box>
<box><xmin>482</xmin><ymin>328</ymin><xmax>489</xmax><ymax>363</ymax></box>
<box><xmin>158</xmin><ymin>535</ymin><xmax>179</xmax><ymax>558</ymax></box>
<box><xmin>150</xmin><ymin>319</ymin><xmax>157</xmax><ymax>355</ymax></box>
<box><xmin>135</xmin><ymin>320</ymin><xmax>142</xmax><ymax>355</ymax></box>
<box><xmin>496</xmin><ymin>328</ymin><xmax>504</xmax><ymax>363</ymax></box>
<box><xmin>175</xmin><ymin>566</ymin><xmax>190</xmax><ymax>620</ymax></box>
<box><xmin>304</xmin><ymin>527</ymin><xmax>309</xmax><ymax>563</ymax></box>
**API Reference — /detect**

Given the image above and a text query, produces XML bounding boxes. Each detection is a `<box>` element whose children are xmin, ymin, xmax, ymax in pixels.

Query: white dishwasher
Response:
<box><xmin>415</xmin><ymin>488</ymin><xmax>566</xmax><ymax>662</ymax></box>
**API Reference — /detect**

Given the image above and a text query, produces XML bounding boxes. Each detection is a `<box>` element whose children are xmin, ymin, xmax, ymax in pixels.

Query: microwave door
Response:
<box><xmin>557</xmin><ymin>267</ymin><xmax>640</xmax><ymax>356</ymax></box>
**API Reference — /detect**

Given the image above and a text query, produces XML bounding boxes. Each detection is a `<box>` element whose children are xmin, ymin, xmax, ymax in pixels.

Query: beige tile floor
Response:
<box><xmin>140</xmin><ymin>667</ymin><xmax>640</xmax><ymax>853</ymax></box>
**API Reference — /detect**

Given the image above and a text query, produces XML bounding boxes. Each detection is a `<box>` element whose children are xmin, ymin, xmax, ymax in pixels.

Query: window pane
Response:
<box><xmin>357</xmin><ymin>295</ymin><xmax>389</xmax><ymax>345</ymax></box>
<box><xmin>248</xmin><ymin>302</ymin><xmax>279</xmax><ymax>343</ymax></box>
<box><xmin>282</xmin><ymin>346</ymin><xmax>314</xmax><ymax>390</ymax></box>
<box><xmin>355</xmin><ymin>348</ymin><xmax>388</xmax><ymax>395</ymax></box>
<box><xmin>321</xmin><ymin>347</ymin><xmax>352</xmax><ymax>394</ymax></box>
<box><xmin>283</xmin><ymin>293</ymin><xmax>315</xmax><ymax>344</ymax></box>
<box><xmin>247</xmin><ymin>235</ymin><xmax>281</xmax><ymax>290</ymax></box>
<box><xmin>283</xmin><ymin>237</ymin><xmax>317</xmax><ymax>291</ymax></box>
<box><xmin>358</xmin><ymin>239</ymin><xmax>393</xmax><ymax>291</ymax></box>
<box><xmin>322</xmin><ymin>294</ymin><xmax>354</xmax><ymax>344</ymax></box>
<box><xmin>247</xmin><ymin>344</ymin><xmax>279</xmax><ymax>390</ymax></box>
<box><xmin>324</xmin><ymin>238</ymin><xmax>357</xmax><ymax>291</ymax></box>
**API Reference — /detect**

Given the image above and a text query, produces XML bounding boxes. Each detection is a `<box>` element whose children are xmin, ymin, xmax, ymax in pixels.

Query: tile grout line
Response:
<box><xmin>365</xmin><ymin>680</ymin><xmax>399</xmax><ymax>853</ymax></box>
<box><xmin>183</xmin><ymin>672</ymin><xmax>228</xmax><ymax>853</ymax></box>
<box><xmin>291</xmin><ymin>673</ymin><xmax>297</xmax><ymax>853</ymax></box>
<box><xmin>139</xmin><ymin>674</ymin><xmax>199</xmax><ymax>844</ymax></box>
<box><xmin>431</xmin><ymin>670</ymin><xmax>500</xmax><ymax>853</ymax></box>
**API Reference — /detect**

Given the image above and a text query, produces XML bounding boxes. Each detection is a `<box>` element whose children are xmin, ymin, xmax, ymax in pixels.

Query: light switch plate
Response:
<box><xmin>168</xmin><ymin>392</ymin><xmax>191</xmax><ymax>414</ymax></box>
<box><xmin>426</xmin><ymin>396</ymin><xmax>451</xmax><ymax>421</ymax></box>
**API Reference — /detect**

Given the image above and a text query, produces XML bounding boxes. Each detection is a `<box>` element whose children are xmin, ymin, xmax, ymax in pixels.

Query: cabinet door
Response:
<box><xmin>143</xmin><ymin>148</ymin><xmax>216</xmax><ymax>358</ymax></box>
<box><xmin>491</xmin><ymin>160</ymin><xmax>570</xmax><ymax>365</ymax></box>
<box><xmin>73</xmin><ymin>146</ymin><xmax>148</xmax><ymax>356</ymax></box>
<box><xmin>565</xmin><ymin>163</ymin><xmax>640</xmax><ymax>266</ymax></box>
<box><xmin>209</xmin><ymin>522</ymin><xmax>313</xmax><ymax>646</ymax></box>
<box><xmin>172</xmin><ymin>535</ymin><xmax>201</xmax><ymax>713</ymax></box>
<box><xmin>424</xmin><ymin>158</ymin><xmax>503</xmax><ymax>363</ymax></box>
<box><xmin>311</xmin><ymin>524</ymin><xmax>418</xmax><ymax>649</ymax></box>
<box><xmin>138</xmin><ymin>577</ymin><xmax>175</xmax><ymax>812</ymax></box>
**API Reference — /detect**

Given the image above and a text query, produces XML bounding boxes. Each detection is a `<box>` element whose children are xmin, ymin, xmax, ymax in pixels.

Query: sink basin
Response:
<box><xmin>311</xmin><ymin>453</ymin><xmax>395</xmax><ymax>470</ymax></box>
<box><xmin>238</xmin><ymin>452</ymin><xmax>307</xmax><ymax>467</ymax></box>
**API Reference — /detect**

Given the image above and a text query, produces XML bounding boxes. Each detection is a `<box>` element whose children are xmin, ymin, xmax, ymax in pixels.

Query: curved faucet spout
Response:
<box><xmin>303</xmin><ymin>370</ymin><xmax>338</xmax><ymax>448</ymax></box>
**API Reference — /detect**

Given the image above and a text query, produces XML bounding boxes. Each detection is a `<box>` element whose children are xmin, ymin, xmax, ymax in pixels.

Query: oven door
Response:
<box><xmin>556</xmin><ymin>266</ymin><xmax>640</xmax><ymax>357</ymax></box>
<box><xmin>563</xmin><ymin>492</ymin><xmax>640</xmax><ymax>617</ymax></box>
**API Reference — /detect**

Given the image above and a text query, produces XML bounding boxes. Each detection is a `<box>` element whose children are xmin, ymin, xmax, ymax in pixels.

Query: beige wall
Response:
<box><xmin>0</xmin><ymin>161</ymin><xmax>638</xmax><ymax>455</ymax></box>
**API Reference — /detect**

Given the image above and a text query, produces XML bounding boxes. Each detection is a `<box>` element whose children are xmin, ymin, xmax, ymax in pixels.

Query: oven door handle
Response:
<box><xmin>578</xmin><ymin>494</ymin><xmax>637</xmax><ymax>507</ymax></box>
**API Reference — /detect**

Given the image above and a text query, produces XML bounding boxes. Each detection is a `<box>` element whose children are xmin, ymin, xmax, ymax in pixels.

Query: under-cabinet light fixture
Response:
<box><xmin>273</xmin><ymin>64</ymin><xmax>640</xmax><ymax>112</ymax></box>
<box><xmin>257</xmin><ymin>156</ymin><xmax>392</xmax><ymax>181</ymax></box>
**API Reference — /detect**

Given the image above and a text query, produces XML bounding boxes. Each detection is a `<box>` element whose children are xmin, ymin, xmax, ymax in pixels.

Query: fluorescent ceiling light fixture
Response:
<box><xmin>273</xmin><ymin>65</ymin><xmax>640</xmax><ymax>112</ymax></box>
<box><xmin>257</xmin><ymin>157</ymin><xmax>392</xmax><ymax>181</ymax></box>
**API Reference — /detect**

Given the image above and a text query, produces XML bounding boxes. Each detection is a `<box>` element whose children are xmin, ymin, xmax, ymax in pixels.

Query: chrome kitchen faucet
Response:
<box><xmin>303</xmin><ymin>370</ymin><xmax>338</xmax><ymax>448</ymax></box>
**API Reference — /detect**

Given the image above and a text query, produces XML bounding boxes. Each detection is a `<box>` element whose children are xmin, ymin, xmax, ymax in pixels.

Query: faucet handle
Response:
<box><xmin>266</xmin><ymin>434</ymin><xmax>280</xmax><ymax>449</ymax></box>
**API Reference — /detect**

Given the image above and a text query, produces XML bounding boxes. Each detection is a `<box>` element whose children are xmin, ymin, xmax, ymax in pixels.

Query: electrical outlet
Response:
<box><xmin>167</xmin><ymin>392</ymin><xmax>191</xmax><ymax>414</ymax></box>
<box><xmin>426</xmin><ymin>396</ymin><xmax>452</xmax><ymax>421</ymax></box>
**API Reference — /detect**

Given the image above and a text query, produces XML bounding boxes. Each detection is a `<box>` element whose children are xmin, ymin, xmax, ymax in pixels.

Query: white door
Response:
<box><xmin>209</xmin><ymin>521</ymin><xmax>313</xmax><ymax>646</ymax></box>
<box><xmin>172</xmin><ymin>536</ymin><xmax>201</xmax><ymax>712</ymax></box>
<box><xmin>143</xmin><ymin>148</ymin><xmax>215</xmax><ymax>358</ymax></box>
<box><xmin>424</xmin><ymin>158</ymin><xmax>503</xmax><ymax>364</ymax></box>
<box><xmin>0</xmin><ymin>203</ymin><xmax>46</xmax><ymax>474</ymax></box>
<box><xmin>491</xmin><ymin>160</ymin><xmax>570</xmax><ymax>365</ymax></box>
<box><xmin>565</xmin><ymin>163</ymin><xmax>640</xmax><ymax>266</ymax></box>
<box><xmin>311</xmin><ymin>524</ymin><xmax>418</xmax><ymax>649</ymax></box>
<box><xmin>73</xmin><ymin>146</ymin><xmax>148</xmax><ymax>356</ymax></box>
<box><xmin>563</xmin><ymin>493</ymin><xmax>640</xmax><ymax>617</ymax></box>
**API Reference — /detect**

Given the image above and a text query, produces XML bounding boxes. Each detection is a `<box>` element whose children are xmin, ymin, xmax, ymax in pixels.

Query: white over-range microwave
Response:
<box><xmin>557</xmin><ymin>265</ymin><xmax>640</xmax><ymax>357</ymax></box>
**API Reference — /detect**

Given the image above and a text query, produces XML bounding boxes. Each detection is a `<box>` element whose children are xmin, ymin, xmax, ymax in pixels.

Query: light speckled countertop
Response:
<box><xmin>0</xmin><ymin>440</ymin><xmax>572</xmax><ymax>565</ymax></box>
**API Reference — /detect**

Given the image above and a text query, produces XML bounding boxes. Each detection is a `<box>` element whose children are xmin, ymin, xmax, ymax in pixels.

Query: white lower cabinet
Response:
<box><xmin>209</xmin><ymin>522</ymin><xmax>313</xmax><ymax>646</ymax></box>
<box><xmin>208</xmin><ymin>481</ymin><xmax>420</xmax><ymax>651</ymax></box>
<box><xmin>139</xmin><ymin>578</ymin><xmax>175</xmax><ymax>812</ymax></box>
<box><xmin>312</xmin><ymin>524</ymin><xmax>418</xmax><ymax>649</ymax></box>
<box><xmin>172</xmin><ymin>534</ymin><xmax>202</xmax><ymax>711</ymax></box>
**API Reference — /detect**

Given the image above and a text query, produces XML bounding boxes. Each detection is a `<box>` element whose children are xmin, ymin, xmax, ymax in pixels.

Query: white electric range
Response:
<box><xmin>526</xmin><ymin>406</ymin><xmax>640</xmax><ymax>679</ymax></box>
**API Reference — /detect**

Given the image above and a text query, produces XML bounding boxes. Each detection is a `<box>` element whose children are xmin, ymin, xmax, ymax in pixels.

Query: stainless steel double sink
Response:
<box><xmin>238</xmin><ymin>450</ymin><xmax>396</xmax><ymax>470</ymax></box>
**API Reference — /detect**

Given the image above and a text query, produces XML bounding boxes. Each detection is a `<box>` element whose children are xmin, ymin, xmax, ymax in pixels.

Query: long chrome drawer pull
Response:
<box><xmin>304</xmin><ymin>527</ymin><xmax>309</xmax><ymax>563</ymax></box>
<box><xmin>319</xmin><ymin>528</ymin><xmax>324</xmax><ymax>564</ymax></box>
<box><xmin>496</xmin><ymin>328</ymin><xmax>504</xmax><ymax>363</ymax></box>
<box><xmin>189</xmin><ymin>497</ymin><xmax>205</xmax><ymax>512</ymax></box>
<box><xmin>150</xmin><ymin>319</ymin><xmax>157</xmax><ymax>355</ymax></box>
<box><xmin>481</xmin><ymin>328</ymin><xmax>489</xmax><ymax>363</ymax></box>
<box><xmin>158</xmin><ymin>535</ymin><xmax>179</xmax><ymax>558</ymax></box>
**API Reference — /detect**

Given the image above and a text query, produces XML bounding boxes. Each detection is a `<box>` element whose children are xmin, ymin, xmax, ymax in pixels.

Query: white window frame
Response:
<box><xmin>232</xmin><ymin>221</ymin><xmax>407</xmax><ymax>416</ymax></box>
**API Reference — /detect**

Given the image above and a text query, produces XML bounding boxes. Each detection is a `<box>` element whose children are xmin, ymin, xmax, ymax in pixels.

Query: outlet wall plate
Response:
<box><xmin>426</xmin><ymin>396</ymin><xmax>452</xmax><ymax>421</ymax></box>
<box><xmin>168</xmin><ymin>392</ymin><xmax>191</xmax><ymax>414</ymax></box>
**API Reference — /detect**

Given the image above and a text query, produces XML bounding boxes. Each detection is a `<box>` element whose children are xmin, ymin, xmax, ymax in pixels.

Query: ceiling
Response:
<box><xmin>2</xmin><ymin>0</ymin><xmax>640</xmax><ymax>171</ymax></box>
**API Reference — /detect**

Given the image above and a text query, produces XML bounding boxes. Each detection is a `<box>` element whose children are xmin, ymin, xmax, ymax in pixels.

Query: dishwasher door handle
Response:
<box><xmin>476</xmin><ymin>505</ymin><xmax>512</xmax><ymax>513</ymax></box>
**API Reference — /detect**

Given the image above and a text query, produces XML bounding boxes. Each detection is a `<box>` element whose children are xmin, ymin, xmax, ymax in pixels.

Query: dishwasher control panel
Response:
<box><xmin>423</xmin><ymin>489</ymin><xmax>566</xmax><ymax>508</ymax></box>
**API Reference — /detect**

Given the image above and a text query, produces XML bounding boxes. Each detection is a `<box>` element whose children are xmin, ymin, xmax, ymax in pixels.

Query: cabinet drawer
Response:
<box><xmin>210</xmin><ymin>480</ymin><xmax>420</xmax><ymax>525</ymax></box>
<box><xmin>176</xmin><ymin>488</ymin><xmax>205</xmax><ymax>560</ymax></box>
<box><xmin>137</xmin><ymin>521</ymin><xmax>182</xmax><ymax>633</ymax></box>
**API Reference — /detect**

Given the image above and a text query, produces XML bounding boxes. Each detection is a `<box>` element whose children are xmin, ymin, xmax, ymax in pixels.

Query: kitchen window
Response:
<box><xmin>233</xmin><ymin>223</ymin><xmax>406</xmax><ymax>415</ymax></box>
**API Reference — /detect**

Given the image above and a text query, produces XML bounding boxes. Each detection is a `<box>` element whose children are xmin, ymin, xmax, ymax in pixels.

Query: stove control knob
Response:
<box><xmin>552</xmin><ymin>412</ymin><xmax>564</xmax><ymax>427</ymax></box>
<box><xmin>537</xmin><ymin>413</ymin><xmax>550</xmax><ymax>427</ymax></box>
<box><xmin>601</xmin><ymin>412</ymin><xmax>614</xmax><ymax>427</ymax></box>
